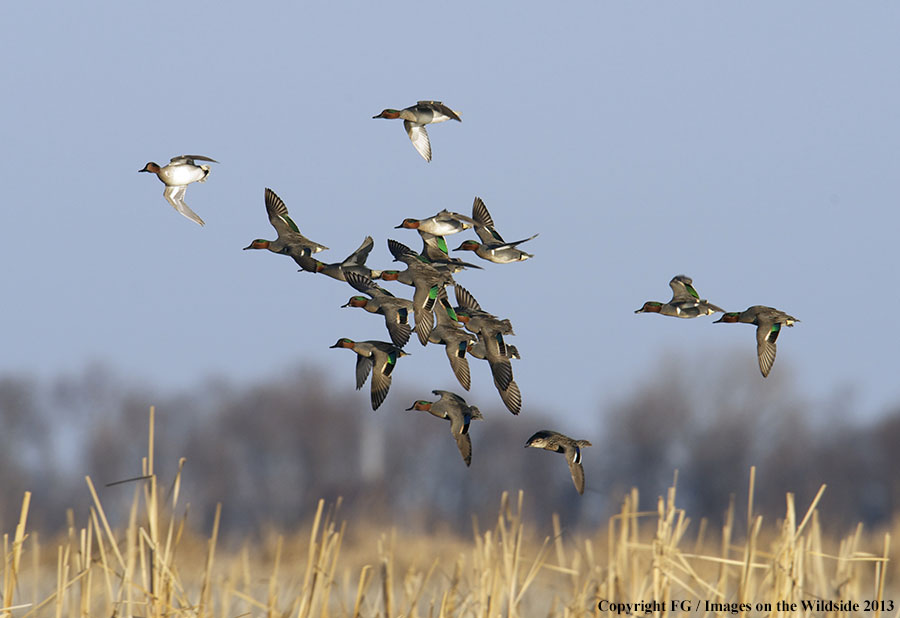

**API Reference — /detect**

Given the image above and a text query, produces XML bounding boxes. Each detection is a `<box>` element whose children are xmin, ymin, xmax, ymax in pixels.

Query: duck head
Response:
<box><xmin>406</xmin><ymin>400</ymin><xmax>433</xmax><ymax>411</ymax></box>
<box><xmin>139</xmin><ymin>162</ymin><xmax>161</xmax><ymax>173</ymax></box>
<box><xmin>380</xmin><ymin>270</ymin><xmax>401</xmax><ymax>281</ymax></box>
<box><xmin>524</xmin><ymin>432</ymin><xmax>552</xmax><ymax>449</ymax></box>
<box><xmin>373</xmin><ymin>109</ymin><xmax>402</xmax><ymax>119</ymax></box>
<box><xmin>713</xmin><ymin>313</ymin><xmax>741</xmax><ymax>323</ymax></box>
<box><xmin>329</xmin><ymin>338</ymin><xmax>356</xmax><ymax>349</ymax></box>
<box><xmin>395</xmin><ymin>218</ymin><xmax>421</xmax><ymax>230</ymax></box>
<box><xmin>454</xmin><ymin>240</ymin><xmax>481</xmax><ymax>252</ymax></box>
<box><xmin>634</xmin><ymin>301</ymin><xmax>662</xmax><ymax>314</ymax></box>
<box><xmin>243</xmin><ymin>239</ymin><xmax>271</xmax><ymax>250</ymax></box>
<box><xmin>342</xmin><ymin>296</ymin><xmax>368</xmax><ymax>309</ymax></box>
<box><xmin>453</xmin><ymin>308</ymin><xmax>471</xmax><ymax>324</ymax></box>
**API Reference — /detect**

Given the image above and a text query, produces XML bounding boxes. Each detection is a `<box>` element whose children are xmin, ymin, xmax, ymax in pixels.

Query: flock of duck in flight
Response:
<box><xmin>139</xmin><ymin>101</ymin><xmax>799</xmax><ymax>495</ymax></box>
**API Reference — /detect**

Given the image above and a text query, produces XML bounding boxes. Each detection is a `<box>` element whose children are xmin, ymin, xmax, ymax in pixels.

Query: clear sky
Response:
<box><xmin>2</xmin><ymin>2</ymin><xmax>898</xmax><ymax>429</ymax></box>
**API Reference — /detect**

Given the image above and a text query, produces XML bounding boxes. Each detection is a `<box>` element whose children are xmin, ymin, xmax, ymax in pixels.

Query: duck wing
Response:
<box><xmin>355</xmin><ymin>354</ymin><xmax>374</xmax><ymax>390</ymax></box>
<box><xmin>492</xmin><ymin>234</ymin><xmax>539</xmax><ymax>250</ymax></box>
<box><xmin>163</xmin><ymin>185</ymin><xmax>204</xmax><ymax>226</ymax></box>
<box><xmin>444</xmin><ymin>339</ymin><xmax>472</xmax><ymax>391</ymax></box>
<box><xmin>471</xmin><ymin>197</ymin><xmax>505</xmax><ymax>243</ymax></box>
<box><xmin>564</xmin><ymin>445</ymin><xmax>586</xmax><ymax>495</ymax></box>
<box><xmin>170</xmin><ymin>154</ymin><xmax>218</xmax><ymax>165</ymax></box>
<box><xmin>345</xmin><ymin>271</ymin><xmax>387</xmax><ymax>297</ymax></box>
<box><xmin>387</xmin><ymin>238</ymin><xmax>419</xmax><ymax>262</ymax></box>
<box><xmin>343</xmin><ymin>236</ymin><xmax>374</xmax><ymax>266</ymax></box>
<box><xmin>264</xmin><ymin>188</ymin><xmax>301</xmax><ymax>237</ymax></box>
<box><xmin>404</xmin><ymin>121</ymin><xmax>432</xmax><ymax>162</ymax></box>
<box><xmin>433</xmin><ymin>390</ymin><xmax>468</xmax><ymax>406</ymax></box>
<box><xmin>453</xmin><ymin>284</ymin><xmax>483</xmax><ymax>311</ymax></box>
<box><xmin>471</xmin><ymin>197</ymin><xmax>496</xmax><ymax>229</ymax></box>
<box><xmin>411</xmin><ymin>282</ymin><xmax>437</xmax><ymax>345</ymax></box>
<box><xmin>382</xmin><ymin>305</ymin><xmax>412</xmax><ymax>348</ymax></box>
<box><xmin>668</xmin><ymin>275</ymin><xmax>700</xmax><ymax>302</ymax></box>
<box><xmin>495</xmin><ymin>378</ymin><xmax>522</xmax><ymax>415</ymax></box>
<box><xmin>419</xmin><ymin>231</ymin><xmax>451</xmax><ymax>260</ymax></box>
<box><xmin>453</xmin><ymin>427</ymin><xmax>473</xmax><ymax>467</ymax></box>
<box><xmin>417</xmin><ymin>101</ymin><xmax>461</xmax><ymax>122</ymax></box>
<box><xmin>755</xmin><ymin>322</ymin><xmax>780</xmax><ymax>378</ymax></box>
<box><xmin>370</xmin><ymin>352</ymin><xmax>398</xmax><ymax>410</ymax></box>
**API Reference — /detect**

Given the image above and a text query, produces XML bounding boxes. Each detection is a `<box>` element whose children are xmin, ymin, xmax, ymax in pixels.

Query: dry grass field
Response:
<box><xmin>1</xmin><ymin>409</ymin><xmax>895</xmax><ymax>618</ymax></box>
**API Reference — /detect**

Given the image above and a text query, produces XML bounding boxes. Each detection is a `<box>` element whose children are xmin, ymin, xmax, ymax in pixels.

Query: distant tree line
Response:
<box><xmin>1</xmin><ymin>358</ymin><xmax>897</xmax><ymax>536</ymax></box>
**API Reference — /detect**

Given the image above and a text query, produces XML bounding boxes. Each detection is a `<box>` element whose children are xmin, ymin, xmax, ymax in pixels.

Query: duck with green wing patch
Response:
<box><xmin>407</xmin><ymin>390</ymin><xmax>483</xmax><ymax>466</ymax></box>
<box><xmin>244</xmin><ymin>188</ymin><xmax>329</xmax><ymax>264</ymax></box>
<box><xmin>714</xmin><ymin>306</ymin><xmax>799</xmax><ymax>378</ymax></box>
<box><xmin>454</xmin><ymin>197</ymin><xmax>538</xmax><ymax>264</ymax></box>
<box><xmin>635</xmin><ymin>274</ymin><xmax>724</xmax><ymax>318</ymax></box>
<box><xmin>330</xmin><ymin>338</ymin><xmax>408</xmax><ymax>410</ymax></box>
<box><xmin>341</xmin><ymin>272</ymin><xmax>414</xmax><ymax>348</ymax></box>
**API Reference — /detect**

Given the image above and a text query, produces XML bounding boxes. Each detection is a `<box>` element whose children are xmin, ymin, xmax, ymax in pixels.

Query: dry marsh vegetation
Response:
<box><xmin>1</xmin><ymin>409</ymin><xmax>895</xmax><ymax>617</ymax></box>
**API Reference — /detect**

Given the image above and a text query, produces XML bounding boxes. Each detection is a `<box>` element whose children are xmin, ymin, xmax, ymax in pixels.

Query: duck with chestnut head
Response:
<box><xmin>139</xmin><ymin>154</ymin><xmax>218</xmax><ymax>226</ymax></box>
<box><xmin>373</xmin><ymin>100</ymin><xmax>461</xmax><ymax>162</ymax></box>
<box><xmin>635</xmin><ymin>274</ymin><xmax>724</xmax><ymax>318</ymax></box>
<box><xmin>714</xmin><ymin>306</ymin><xmax>799</xmax><ymax>377</ymax></box>
<box><xmin>407</xmin><ymin>390</ymin><xmax>483</xmax><ymax>466</ymax></box>
<box><xmin>329</xmin><ymin>338</ymin><xmax>408</xmax><ymax>410</ymax></box>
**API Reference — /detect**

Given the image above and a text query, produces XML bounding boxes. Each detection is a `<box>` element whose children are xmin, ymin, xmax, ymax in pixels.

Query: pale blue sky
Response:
<box><xmin>2</xmin><ymin>2</ymin><xmax>898</xmax><ymax>428</ymax></box>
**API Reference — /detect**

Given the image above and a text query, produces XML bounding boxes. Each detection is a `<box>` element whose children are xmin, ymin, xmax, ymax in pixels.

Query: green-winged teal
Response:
<box><xmin>244</xmin><ymin>188</ymin><xmax>329</xmax><ymax>263</ymax></box>
<box><xmin>524</xmin><ymin>430</ymin><xmax>592</xmax><ymax>495</ymax></box>
<box><xmin>295</xmin><ymin>236</ymin><xmax>383</xmax><ymax>282</ymax></box>
<box><xmin>714</xmin><ymin>306</ymin><xmax>799</xmax><ymax>377</ymax></box>
<box><xmin>329</xmin><ymin>338</ymin><xmax>408</xmax><ymax>410</ymax></box>
<box><xmin>373</xmin><ymin>101</ymin><xmax>461</xmax><ymax>162</ymax></box>
<box><xmin>406</xmin><ymin>390</ymin><xmax>483</xmax><ymax>466</ymax></box>
<box><xmin>342</xmin><ymin>272</ymin><xmax>414</xmax><ymax>348</ymax></box>
<box><xmin>453</xmin><ymin>284</ymin><xmax>521</xmax><ymax>415</ymax></box>
<box><xmin>387</xmin><ymin>239</ymin><xmax>457</xmax><ymax>346</ymax></box>
<box><xmin>395</xmin><ymin>210</ymin><xmax>476</xmax><ymax>236</ymax></box>
<box><xmin>428</xmin><ymin>294</ymin><xmax>478</xmax><ymax>390</ymax></box>
<box><xmin>454</xmin><ymin>197</ymin><xmax>538</xmax><ymax>263</ymax></box>
<box><xmin>139</xmin><ymin>155</ymin><xmax>218</xmax><ymax>226</ymax></box>
<box><xmin>635</xmin><ymin>275</ymin><xmax>724</xmax><ymax>318</ymax></box>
